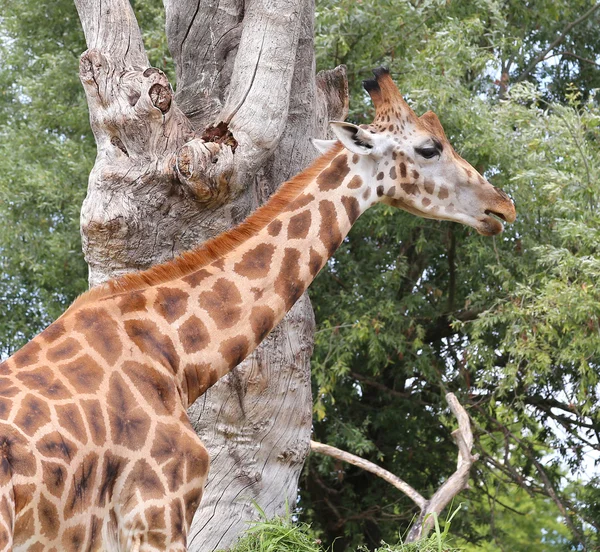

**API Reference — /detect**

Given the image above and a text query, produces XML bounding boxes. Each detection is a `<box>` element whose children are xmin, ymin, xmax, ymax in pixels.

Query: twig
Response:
<box><xmin>562</xmin><ymin>51</ymin><xmax>600</xmax><ymax>68</ymax></box>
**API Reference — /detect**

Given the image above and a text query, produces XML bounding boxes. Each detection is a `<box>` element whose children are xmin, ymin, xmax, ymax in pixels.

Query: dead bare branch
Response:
<box><xmin>311</xmin><ymin>392</ymin><xmax>478</xmax><ymax>543</ymax></box>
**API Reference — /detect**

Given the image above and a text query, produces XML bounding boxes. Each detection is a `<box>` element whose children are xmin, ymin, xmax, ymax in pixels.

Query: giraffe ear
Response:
<box><xmin>329</xmin><ymin>122</ymin><xmax>374</xmax><ymax>155</ymax></box>
<box><xmin>310</xmin><ymin>138</ymin><xmax>338</xmax><ymax>154</ymax></box>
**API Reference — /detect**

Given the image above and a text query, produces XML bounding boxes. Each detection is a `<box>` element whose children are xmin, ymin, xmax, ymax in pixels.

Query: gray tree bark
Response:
<box><xmin>73</xmin><ymin>0</ymin><xmax>348</xmax><ymax>550</ymax></box>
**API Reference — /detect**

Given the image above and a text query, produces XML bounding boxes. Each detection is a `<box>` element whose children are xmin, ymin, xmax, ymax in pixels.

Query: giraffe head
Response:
<box><xmin>327</xmin><ymin>68</ymin><xmax>516</xmax><ymax>236</ymax></box>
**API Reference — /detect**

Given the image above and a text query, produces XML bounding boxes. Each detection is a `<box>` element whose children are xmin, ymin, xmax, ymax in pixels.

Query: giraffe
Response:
<box><xmin>0</xmin><ymin>68</ymin><xmax>515</xmax><ymax>551</ymax></box>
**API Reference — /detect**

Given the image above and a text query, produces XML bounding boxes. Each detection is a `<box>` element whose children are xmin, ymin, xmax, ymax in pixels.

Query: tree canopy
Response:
<box><xmin>1</xmin><ymin>0</ymin><xmax>599</xmax><ymax>549</ymax></box>
<box><xmin>306</xmin><ymin>0</ymin><xmax>600</xmax><ymax>549</ymax></box>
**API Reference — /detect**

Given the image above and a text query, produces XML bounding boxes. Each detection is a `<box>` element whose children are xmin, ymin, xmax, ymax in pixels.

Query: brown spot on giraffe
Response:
<box><xmin>284</xmin><ymin>193</ymin><xmax>314</xmax><ymax>212</ymax></box>
<box><xmin>401</xmin><ymin>181</ymin><xmax>419</xmax><ymax>196</ymax></box>
<box><xmin>389</xmin><ymin>166</ymin><xmax>397</xmax><ymax>179</ymax></box>
<box><xmin>170</xmin><ymin>499</ymin><xmax>186</xmax><ymax>539</ymax></box>
<box><xmin>219</xmin><ymin>335</ymin><xmax>250</xmax><ymax>369</ymax></box>
<box><xmin>422</xmin><ymin>197</ymin><xmax>431</xmax><ymax>207</ymax></box>
<box><xmin>64</xmin><ymin>451</ymin><xmax>99</xmax><ymax>519</ymax></box>
<box><xmin>36</xmin><ymin>431</ymin><xmax>77</xmax><ymax>462</ymax></box>
<box><xmin>62</xmin><ymin>524</ymin><xmax>86</xmax><ymax>551</ymax></box>
<box><xmin>108</xmin><ymin>373</ymin><xmax>152</xmax><ymax>450</ymax></box>
<box><xmin>424</xmin><ymin>179</ymin><xmax>435</xmax><ymax>194</ymax></box>
<box><xmin>123</xmin><ymin>361</ymin><xmax>178</xmax><ymax>415</ymax></box>
<box><xmin>0</xmin><ymin>427</ymin><xmax>36</xmax><ymax>478</ymax></box>
<box><xmin>39</xmin><ymin>320</ymin><xmax>66</xmax><ymax>344</ymax></box>
<box><xmin>124</xmin><ymin>319</ymin><xmax>180</xmax><ymax>372</ymax></box>
<box><xmin>13</xmin><ymin>509</ymin><xmax>34</xmax><ymax>547</ymax></box>
<box><xmin>117</xmin><ymin>290</ymin><xmax>147</xmax><ymax>314</ymax></box>
<box><xmin>267</xmin><ymin>219</ymin><xmax>282</xmax><ymax>237</ymax></box>
<box><xmin>17</xmin><ymin>368</ymin><xmax>71</xmax><ymax>400</ymax></box>
<box><xmin>309</xmin><ymin>248</ymin><xmax>323</xmax><ymax>277</ymax></box>
<box><xmin>211</xmin><ymin>257</ymin><xmax>225</xmax><ymax>271</ymax></box>
<box><xmin>438</xmin><ymin>187</ymin><xmax>449</xmax><ymax>200</ymax></box>
<box><xmin>59</xmin><ymin>354</ymin><xmax>104</xmax><ymax>393</ymax></box>
<box><xmin>182</xmin><ymin>268</ymin><xmax>212</xmax><ymax>288</ymax></box>
<box><xmin>341</xmin><ymin>196</ymin><xmax>361</xmax><ymax>225</ymax></box>
<box><xmin>97</xmin><ymin>451</ymin><xmax>127</xmax><ymax>507</ymax></box>
<box><xmin>177</xmin><ymin>315</ymin><xmax>210</xmax><ymax>354</ymax></box>
<box><xmin>14</xmin><ymin>395</ymin><xmax>51</xmax><ymax>437</ymax></box>
<box><xmin>11</xmin><ymin>340</ymin><xmax>41</xmax><ymax>368</ymax></box>
<box><xmin>41</xmin><ymin>461</ymin><xmax>66</xmax><ymax>498</ymax></box>
<box><xmin>376</xmin><ymin>185</ymin><xmax>384</xmax><ymax>197</ymax></box>
<box><xmin>74</xmin><ymin>308</ymin><xmax>122</xmax><ymax>366</ymax></box>
<box><xmin>319</xmin><ymin>201</ymin><xmax>342</xmax><ymax>257</ymax></box>
<box><xmin>80</xmin><ymin>399</ymin><xmax>106</xmax><ymax>446</ymax></box>
<box><xmin>127</xmin><ymin>458</ymin><xmax>167</xmax><ymax>501</ymax></box>
<box><xmin>317</xmin><ymin>154</ymin><xmax>350</xmax><ymax>191</ymax></box>
<box><xmin>274</xmin><ymin>248</ymin><xmax>304</xmax><ymax>310</ymax></box>
<box><xmin>251</xmin><ymin>287</ymin><xmax>264</xmax><ymax>300</ymax></box>
<box><xmin>249</xmin><ymin>306</ymin><xmax>276</xmax><ymax>343</ymax></box>
<box><xmin>181</xmin><ymin>362</ymin><xmax>212</xmax><ymax>403</ymax></box>
<box><xmin>199</xmin><ymin>278</ymin><xmax>243</xmax><ymax>329</ymax></box>
<box><xmin>287</xmin><ymin>210</ymin><xmax>312</xmax><ymax>240</ymax></box>
<box><xmin>234</xmin><ymin>244</ymin><xmax>275</xmax><ymax>279</ymax></box>
<box><xmin>154</xmin><ymin>287</ymin><xmax>189</xmax><ymax>323</ymax></box>
<box><xmin>347</xmin><ymin>175</ymin><xmax>362</xmax><ymax>189</ymax></box>
<box><xmin>55</xmin><ymin>403</ymin><xmax>88</xmax><ymax>444</ymax></box>
<box><xmin>0</xmin><ymin>398</ymin><xmax>12</xmax><ymax>421</ymax></box>
<box><xmin>88</xmin><ymin>515</ymin><xmax>102</xmax><ymax>551</ymax></box>
<box><xmin>14</xmin><ymin>483</ymin><xmax>34</xmax><ymax>515</ymax></box>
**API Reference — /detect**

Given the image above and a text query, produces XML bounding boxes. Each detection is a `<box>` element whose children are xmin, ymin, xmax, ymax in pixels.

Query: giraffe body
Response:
<box><xmin>0</xmin><ymin>69</ymin><xmax>515</xmax><ymax>550</ymax></box>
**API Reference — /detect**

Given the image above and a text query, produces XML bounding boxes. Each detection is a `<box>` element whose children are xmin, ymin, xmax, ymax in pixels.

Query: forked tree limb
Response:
<box><xmin>311</xmin><ymin>393</ymin><xmax>478</xmax><ymax>543</ymax></box>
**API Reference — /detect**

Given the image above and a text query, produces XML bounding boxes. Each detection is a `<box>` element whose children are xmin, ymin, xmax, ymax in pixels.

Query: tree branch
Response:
<box><xmin>407</xmin><ymin>393</ymin><xmax>479</xmax><ymax>541</ymax></box>
<box><xmin>310</xmin><ymin>440</ymin><xmax>427</xmax><ymax>510</ymax></box>
<box><xmin>311</xmin><ymin>393</ymin><xmax>478</xmax><ymax>543</ymax></box>
<box><xmin>562</xmin><ymin>51</ymin><xmax>600</xmax><ymax>68</ymax></box>
<box><xmin>516</xmin><ymin>3</ymin><xmax>600</xmax><ymax>83</ymax></box>
<box><xmin>74</xmin><ymin>0</ymin><xmax>148</xmax><ymax>67</ymax></box>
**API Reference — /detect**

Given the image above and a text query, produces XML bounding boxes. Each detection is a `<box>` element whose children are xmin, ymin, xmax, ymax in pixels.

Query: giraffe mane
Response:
<box><xmin>66</xmin><ymin>142</ymin><xmax>344</xmax><ymax>312</ymax></box>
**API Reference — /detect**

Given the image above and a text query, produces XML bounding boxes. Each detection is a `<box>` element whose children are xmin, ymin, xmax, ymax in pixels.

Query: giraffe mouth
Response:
<box><xmin>485</xmin><ymin>209</ymin><xmax>508</xmax><ymax>222</ymax></box>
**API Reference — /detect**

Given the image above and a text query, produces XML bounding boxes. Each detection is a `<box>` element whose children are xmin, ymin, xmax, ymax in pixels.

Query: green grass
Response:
<box><xmin>225</xmin><ymin>509</ymin><xmax>462</xmax><ymax>552</ymax></box>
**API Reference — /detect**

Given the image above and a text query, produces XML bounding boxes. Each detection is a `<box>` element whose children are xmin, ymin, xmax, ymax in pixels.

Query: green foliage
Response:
<box><xmin>458</xmin><ymin>488</ymin><xmax>572</xmax><ymax>552</ymax></box>
<box><xmin>0</xmin><ymin>0</ymin><xmax>91</xmax><ymax>355</ymax></box>
<box><xmin>307</xmin><ymin>0</ymin><xmax>600</xmax><ymax>550</ymax></box>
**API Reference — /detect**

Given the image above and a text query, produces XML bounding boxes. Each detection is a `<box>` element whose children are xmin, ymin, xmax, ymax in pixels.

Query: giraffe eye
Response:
<box><xmin>415</xmin><ymin>146</ymin><xmax>440</xmax><ymax>159</ymax></box>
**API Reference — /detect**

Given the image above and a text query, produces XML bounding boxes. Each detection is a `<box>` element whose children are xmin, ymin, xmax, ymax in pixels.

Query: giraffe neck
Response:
<box><xmin>110</xmin><ymin>145</ymin><xmax>375</xmax><ymax>407</ymax></box>
<box><xmin>96</xmin><ymin>144</ymin><xmax>380</xmax><ymax>407</ymax></box>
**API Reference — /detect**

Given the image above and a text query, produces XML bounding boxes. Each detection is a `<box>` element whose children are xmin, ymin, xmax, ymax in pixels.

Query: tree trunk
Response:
<box><xmin>73</xmin><ymin>0</ymin><xmax>348</xmax><ymax>550</ymax></box>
